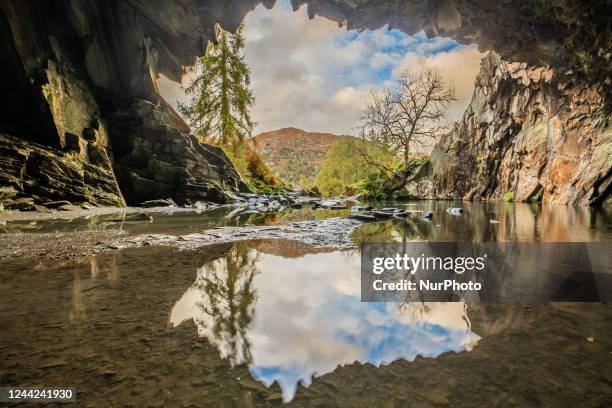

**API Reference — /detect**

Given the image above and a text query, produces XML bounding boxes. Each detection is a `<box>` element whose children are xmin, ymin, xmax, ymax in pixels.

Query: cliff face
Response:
<box><xmin>0</xmin><ymin>0</ymin><xmax>609</xmax><ymax>207</ymax></box>
<box><xmin>431</xmin><ymin>52</ymin><xmax>611</xmax><ymax>206</ymax></box>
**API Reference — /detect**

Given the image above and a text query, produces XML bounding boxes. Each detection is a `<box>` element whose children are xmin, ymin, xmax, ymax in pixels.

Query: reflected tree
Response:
<box><xmin>194</xmin><ymin>242</ymin><xmax>258</xmax><ymax>365</ymax></box>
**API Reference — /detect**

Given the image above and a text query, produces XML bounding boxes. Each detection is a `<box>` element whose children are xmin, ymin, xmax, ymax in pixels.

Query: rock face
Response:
<box><xmin>0</xmin><ymin>133</ymin><xmax>125</xmax><ymax>206</ymax></box>
<box><xmin>110</xmin><ymin>100</ymin><xmax>249</xmax><ymax>205</ymax></box>
<box><xmin>431</xmin><ymin>52</ymin><xmax>611</xmax><ymax>206</ymax></box>
<box><xmin>0</xmin><ymin>1</ymin><xmax>609</xmax><ymax>207</ymax></box>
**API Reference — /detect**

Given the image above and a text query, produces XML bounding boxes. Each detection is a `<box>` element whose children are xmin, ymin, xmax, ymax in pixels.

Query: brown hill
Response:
<box><xmin>248</xmin><ymin>128</ymin><xmax>356</xmax><ymax>186</ymax></box>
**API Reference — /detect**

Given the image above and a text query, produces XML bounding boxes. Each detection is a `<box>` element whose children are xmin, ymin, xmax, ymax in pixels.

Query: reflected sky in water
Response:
<box><xmin>170</xmin><ymin>243</ymin><xmax>479</xmax><ymax>401</ymax></box>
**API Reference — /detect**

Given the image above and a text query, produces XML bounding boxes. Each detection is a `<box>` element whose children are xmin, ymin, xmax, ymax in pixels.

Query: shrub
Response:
<box><xmin>224</xmin><ymin>145</ymin><xmax>287</xmax><ymax>193</ymax></box>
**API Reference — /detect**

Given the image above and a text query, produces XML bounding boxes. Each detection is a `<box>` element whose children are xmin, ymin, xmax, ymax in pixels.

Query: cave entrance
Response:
<box><xmin>158</xmin><ymin>0</ymin><xmax>483</xmax><ymax>192</ymax></box>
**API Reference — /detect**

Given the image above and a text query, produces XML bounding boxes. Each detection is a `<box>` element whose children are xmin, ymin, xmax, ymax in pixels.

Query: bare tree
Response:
<box><xmin>360</xmin><ymin>67</ymin><xmax>457</xmax><ymax>161</ymax></box>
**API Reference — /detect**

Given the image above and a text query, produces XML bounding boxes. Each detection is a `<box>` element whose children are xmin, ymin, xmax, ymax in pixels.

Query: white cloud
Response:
<box><xmin>158</xmin><ymin>0</ymin><xmax>484</xmax><ymax>136</ymax></box>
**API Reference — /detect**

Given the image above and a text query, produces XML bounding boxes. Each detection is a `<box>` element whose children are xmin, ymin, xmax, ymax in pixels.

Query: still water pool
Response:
<box><xmin>1</xmin><ymin>201</ymin><xmax>611</xmax><ymax>406</ymax></box>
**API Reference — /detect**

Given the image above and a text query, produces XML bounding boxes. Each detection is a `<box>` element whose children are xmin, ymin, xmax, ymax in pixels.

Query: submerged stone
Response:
<box><xmin>348</xmin><ymin>214</ymin><xmax>377</xmax><ymax>222</ymax></box>
<box><xmin>447</xmin><ymin>208</ymin><xmax>464</xmax><ymax>216</ymax></box>
<box><xmin>371</xmin><ymin>211</ymin><xmax>393</xmax><ymax>219</ymax></box>
<box><xmin>140</xmin><ymin>198</ymin><xmax>177</xmax><ymax>208</ymax></box>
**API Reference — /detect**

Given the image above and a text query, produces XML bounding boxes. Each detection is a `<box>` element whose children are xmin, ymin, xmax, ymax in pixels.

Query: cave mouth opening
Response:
<box><xmin>158</xmin><ymin>0</ymin><xmax>484</xmax><ymax>149</ymax></box>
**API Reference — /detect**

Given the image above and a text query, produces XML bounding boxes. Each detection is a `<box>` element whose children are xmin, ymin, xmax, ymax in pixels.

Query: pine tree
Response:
<box><xmin>179</xmin><ymin>23</ymin><xmax>254</xmax><ymax>150</ymax></box>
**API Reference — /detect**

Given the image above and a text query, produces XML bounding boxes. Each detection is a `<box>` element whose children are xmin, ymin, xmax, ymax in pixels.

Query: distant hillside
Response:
<box><xmin>249</xmin><ymin>128</ymin><xmax>356</xmax><ymax>186</ymax></box>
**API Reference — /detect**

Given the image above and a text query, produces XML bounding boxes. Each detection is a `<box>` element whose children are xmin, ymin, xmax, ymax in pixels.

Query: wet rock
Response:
<box><xmin>371</xmin><ymin>211</ymin><xmax>393</xmax><ymax>219</ymax></box>
<box><xmin>139</xmin><ymin>198</ymin><xmax>177</xmax><ymax>208</ymax></box>
<box><xmin>447</xmin><ymin>208</ymin><xmax>464</xmax><ymax>216</ymax></box>
<box><xmin>58</xmin><ymin>204</ymin><xmax>83</xmax><ymax>211</ymax></box>
<box><xmin>0</xmin><ymin>186</ymin><xmax>17</xmax><ymax>201</ymax></box>
<box><xmin>290</xmin><ymin>203</ymin><xmax>303</xmax><ymax>209</ymax></box>
<box><xmin>421</xmin><ymin>211</ymin><xmax>433</xmax><ymax>219</ymax></box>
<box><xmin>42</xmin><ymin>200</ymin><xmax>73</xmax><ymax>209</ymax></box>
<box><xmin>351</xmin><ymin>206</ymin><xmax>373</xmax><ymax>211</ymax></box>
<box><xmin>34</xmin><ymin>204</ymin><xmax>53</xmax><ymax>213</ymax></box>
<box><xmin>393</xmin><ymin>210</ymin><xmax>409</xmax><ymax>218</ymax></box>
<box><xmin>111</xmin><ymin>217</ymin><xmax>363</xmax><ymax>251</ymax></box>
<box><xmin>381</xmin><ymin>207</ymin><xmax>399</xmax><ymax>213</ymax></box>
<box><xmin>295</xmin><ymin>196</ymin><xmax>321</xmax><ymax>205</ymax></box>
<box><xmin>190</xmin><ymin>201</ymin><xmax>208</xmax><ymax>211</ymax></box>
<box><xmin>348</xmin><ymin>214</ymin><xmax>377</xmax><ymax>222</ymax></box>
<box><xmin>3</xmin><ymin>197</ymin><xmax>35</xmax><ymax>211</ymax></box>
<box><xmin>314</xmin><ymin>200</ymin><xmax>341</xmax><ymax>209</ymax></box>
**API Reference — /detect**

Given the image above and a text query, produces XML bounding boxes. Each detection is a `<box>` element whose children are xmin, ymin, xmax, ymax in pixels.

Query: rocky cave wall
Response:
<box><xmin>0</xmin><ymin>0</ymin><xmax>609</xmax><ymax>206</ymax></box>
<box><xmin>431</xmin><ymin>52</ymin><xmax>611</xmax><ymax>206</ymax></box>
<box><xmin>0</xmin><ymin>0</ymin><xmax>253</xmax><ymax>206</ymax></box>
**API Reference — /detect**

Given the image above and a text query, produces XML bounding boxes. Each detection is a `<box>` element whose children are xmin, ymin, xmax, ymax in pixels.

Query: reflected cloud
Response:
<box><xmin>171</xmin><ymin>243</ymin><xmax>479</xmax><ymax>401</ymax></box>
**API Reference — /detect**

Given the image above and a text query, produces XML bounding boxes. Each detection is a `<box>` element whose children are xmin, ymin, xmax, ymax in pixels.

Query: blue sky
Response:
<box><xmin>159</xmin><ymin>0</ymin><xmax>483</xmax><ymax>135</ymax></box>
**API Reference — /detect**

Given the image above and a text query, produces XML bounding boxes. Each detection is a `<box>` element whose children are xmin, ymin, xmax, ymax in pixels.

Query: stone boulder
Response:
<box><xmin>110</xmin><ymin>100</ymin><xmax>250</xmax><ymax>206</ymax></box>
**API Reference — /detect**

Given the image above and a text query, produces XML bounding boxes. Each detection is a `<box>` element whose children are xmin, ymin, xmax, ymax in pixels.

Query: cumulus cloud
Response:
<box><xmin>158</xmin><ymin>0</ymin><xmax>484</xmax><ymax>136</ymax></box>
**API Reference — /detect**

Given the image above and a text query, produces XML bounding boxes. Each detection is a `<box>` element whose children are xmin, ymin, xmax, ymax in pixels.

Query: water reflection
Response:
<box><xmin>170</xmin><ymin>242</ymin><xmax>480</xmax><ymax>401</ymax></box>
<box><xmin>3</xmin><ymin>202</ymin><xmax>609</xmax><ymax>242</ymax></box>
<box><xmin>352</xmin><ymin>201</ymin><xmax>612</xmax><ymax>243</ymax></box>
<box><xmin>174</xmin><ymin>242</ymin><xmax>257</xmax><ymax>365</ymax></box>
